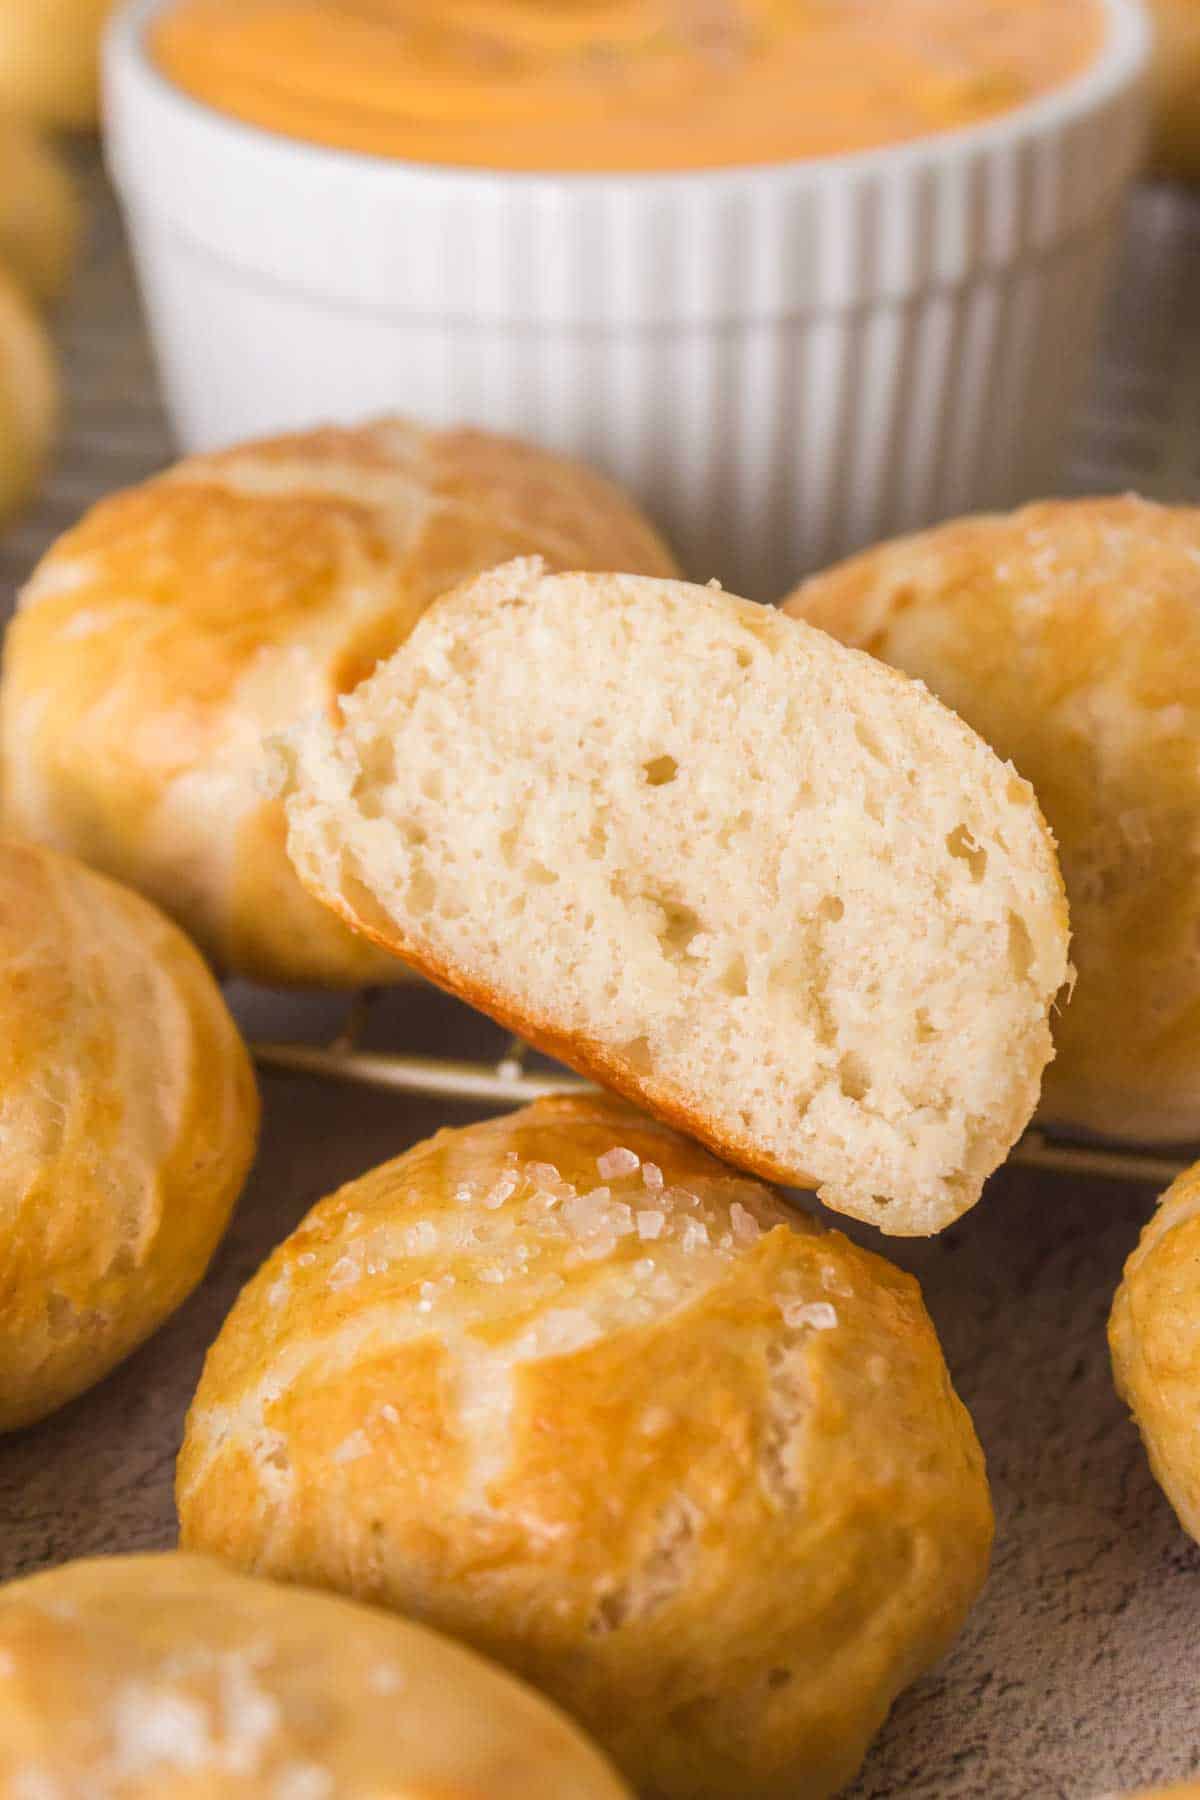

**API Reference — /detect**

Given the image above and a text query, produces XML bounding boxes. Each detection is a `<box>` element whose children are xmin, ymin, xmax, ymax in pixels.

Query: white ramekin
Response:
<box><xmin>105</xmin><ymin>0</ymin><xmax>1149</xmax><ymax>598</ymax></box>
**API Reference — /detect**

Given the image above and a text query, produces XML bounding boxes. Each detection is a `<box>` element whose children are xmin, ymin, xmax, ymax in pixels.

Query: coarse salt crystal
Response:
<box><xmin>525</xmin><ymin>1161</ymin><xmax>564</xmax><ymax>1193</ymax></box>
<box><xmin>563</xmin><ymin>1188</ymin><xmax>612</xmax><ymax>1236</ymax></box>
<box><xmin>333</xmin><ymin>1430</ymin><xmax>370</xmax><ymax>1465</ymax></box>
<box><xmin>642</xmin><ymin>1162</ymin><xmax>664</xmax><ymax>1191</ymax></box>
<box><xmin>453</xmin><ymin>1182</ymin><xmax>475</xmax><ymax>1205</ymax></box>
<box><xmin>10</xmin><ymin>1767</ymin><xmax>62</xmax><ymax>1800</ymax></box>
<box><xmin>597</xmin><ymin>1147</ymin><xmax>640</xmax><ymax>1180</ymax></box>
<box><xmin>483</xmin><ymin>1172</ymin><xmax>519</xmax><ymax>1209</ymax></box>
<box><xmin>279</xmin><ymin>1767</ymin><xmax>334</xmax><ymax>1800</ymax></box>
<box><xmin>217</xmin><ymin>1658</ymin><xmax>280</xmax><ymax>1774</ymax></box>
<box><xmin>537</xmin><ymin>1308</ymin><xmax>601</xmax><ymax>1354</ymax></box>
<box><xmin>274</xmin><ymin>1765</ymin><xmax>333</xmax><ymax>1800</ymax></box>
<box><xmin>110</xmin><ymin>1687</ymin><xmax>213</xmax><ymax>1776</ymax></box>
<box><xmin>479</xmin><ymin>1266</ymin><xmax>506</xmax><ymax>1284</ymax></box>
<box><xmin>640</xmin><ymin>1405</ymin><xmax>673</xmax><ymax>1436</ymax></box>
<box><xmin>575</xmin><ymin>1234</ymin><xmax>617</xmax><ymax>1263</ymax></box>
<box><xmin>637</xmin><ymin>1210</ymin><xmax>664</xmax><ymax>1240</ymax></box>
<box><xmin>729</xmin><ymin>1202</ymin><xmax>761</xmax><ymax>1244</ymax></box>
<box><xmin>781</xmin><ymin>1299</ymin><xmax>838</xmax><ymax>1331</ymax></box>
<box><xmin>296</xmin><ymin>1253</ymin><xmax>316</xmax><ymax>1268</ymax></box>
<box><xmin>681</xmin><ymin>1219</ymin><xmax>710</xmax><ymax>1252</ymax></box>
<box><xmin>266</xmin><ymin>1273</ymin><xmax>290</xmax><ymax>1308</ymax></box>
<box><xmin>327</xmin><ymin>1255</ymin><xmax>360</xmax><ymax>1291</ymax></box>
<box><xmin>379</xmin><ymin>1404</ymin><xmax>400</xmax><ymax>1424</ymax></box>
<box><xmin>633</xmin><ymin>1258</ymin><xmax>656</xmax><ymax>1279</ymax></box>
<box><xmin>404</xmin><ymin>1221</ymin><xmax>438</xmax><ymax>1254</ymax></box>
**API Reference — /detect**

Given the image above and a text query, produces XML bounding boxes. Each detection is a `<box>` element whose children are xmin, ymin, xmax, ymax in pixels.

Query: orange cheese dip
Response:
<box><xmin>151</xmin><ymin>0</ymin><xmax>1105</xmax><ymax>172</ymax></box>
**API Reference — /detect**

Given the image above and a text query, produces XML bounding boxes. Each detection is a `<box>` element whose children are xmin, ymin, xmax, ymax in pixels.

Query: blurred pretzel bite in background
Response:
<box><xmin>1145</xmin><ymin>0</ymin><xmax>1200</xmax><ymax>182</ymax></box>
<box><xmin>0</xmin><ymin>419</ymin><xmax>676</xmax><ymax>986</ymax></box>
<box><xmin>281</xmin><ymin>561</ymin><xmax>1070</xmax><ymax>1236</ymax></box>
<box><xmin>1110</xmin><ymin>1158</ymin><xmax>1200</xmax><ymax>1546</ymax></box>
<box><xmin>0</xmin><ymin>115</ymin><xmax>79</xmax><ymax>303</ymax></box>
<box><xmin>0</xmin><ymin>8</ymin><xmax>94</xmax><ymax>534</ymax></box>
<box><xmin>0</xmin><ymin>1552</ymin><xmax>633</xmax><ymax>1797</ymax></box>
<box><xmin>0</xmin><ymin>265</ymin><xmax>57</xmax><ymax>530</ymax></box>
<box><xmin>0</xmin><ymin>0</ymin><xmax>115</xmax><ymax>130</ymax></box>
<box><xmin>0</xmin><ymin>838</ymin><xmax>258</xmax><ymax>1435</ymax></box>
<box><xmin>789</xmin><ymin>495</ymin><xmax>1200</xmax><ymax>1145</ymax></box>
<box><xmin>0</xmin><ymin>105</ymin><xmax>85</xmax><ymax>534</ymax></box>
<box><xmin>178</xmin><ymin>1094</ymin><xmax>994</xmax><ymax>1800</ymax></box>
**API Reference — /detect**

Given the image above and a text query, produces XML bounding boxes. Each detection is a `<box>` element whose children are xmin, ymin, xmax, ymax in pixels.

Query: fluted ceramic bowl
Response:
<box><xmin>105</xmin><ymin>0</ymin><xmax>1149</xmax><ymax>596</ymax></box>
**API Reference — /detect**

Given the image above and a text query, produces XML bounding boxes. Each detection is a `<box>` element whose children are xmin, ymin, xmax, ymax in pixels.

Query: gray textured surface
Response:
<box><xmin>3</xmin><ymin>162</ymin><xmax>1200</xmax><ymax>1799</ymax></box>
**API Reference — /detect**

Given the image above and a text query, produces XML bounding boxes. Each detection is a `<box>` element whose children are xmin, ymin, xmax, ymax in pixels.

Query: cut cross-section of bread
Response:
<box><xmin>281</xmin><ymin>561</ymin><xmax>1070</xmax><ymax>1235</ymax></box>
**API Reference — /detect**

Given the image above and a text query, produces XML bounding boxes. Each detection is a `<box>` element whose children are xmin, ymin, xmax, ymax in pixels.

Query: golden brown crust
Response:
<box><xmin>1146</xmin><ymin>0</ymin><xmax>1200</xmax><ymax>182</ymax></box>
<box><xmin>179</xmin><ymin>1095</ymin><xmax>993</xmax><ymax>1800</ymax></box>
<box><xmin>0</xmin><ymin>0</ymin><xmax>116</xmax><ymax>131</ymax></box>
<box><xmin>0</xmin><ymin>839</ymin><xmax>259</xmax><ymax>1433</ymax></box>
<box><xmin>788</xmin><ymin>494</ymin><xmax>1200</xmax><ymax>1143</ymax></box>
<box><xmin>0</xmin><ymin>1552</ymin><xmax>632</xmax><ymax>1797</ymax></box>
<box><xmin>1109</xmin><ymin>1159</ymin><xmax>1200</xmax><ymax>1544</ymax></box>
<box><xmin>0</xmin><ymin>418</ymin><xmax>676</xmax><ymax>986</ymax></box>
<box><xmin>0</xmin><ymin>118</ymin><xmax>79</xmax><ymax>303</ymax></box>
<box><xmin>0</xmin><ymin>265</ymin><xmax>57</xmax><ymax>529</ymax></box>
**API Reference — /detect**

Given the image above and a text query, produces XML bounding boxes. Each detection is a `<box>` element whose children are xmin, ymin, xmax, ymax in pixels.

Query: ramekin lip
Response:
<box><xmin>110</xmin><ymin>0</ymin><xmax>1149</xmax><ymax>196</ymax></box>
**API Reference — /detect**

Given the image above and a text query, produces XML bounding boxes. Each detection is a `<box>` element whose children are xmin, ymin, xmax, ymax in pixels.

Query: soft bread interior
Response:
<box><xmin>283</xmin><ymin>562</ymin><xmax>1070</xmax><ymax>1235</ymax></box>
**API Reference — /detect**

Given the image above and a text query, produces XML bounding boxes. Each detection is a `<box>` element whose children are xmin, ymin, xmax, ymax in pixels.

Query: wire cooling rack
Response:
<box><xmin>249</xmin><ymin>994</ymin><xmax>1193</xmax><ymax>1187</ymax></box>
<box><xmin>7</xmin><ymin>158</ymin><xmax>1200</xmax><ymax>1193</ymax></box>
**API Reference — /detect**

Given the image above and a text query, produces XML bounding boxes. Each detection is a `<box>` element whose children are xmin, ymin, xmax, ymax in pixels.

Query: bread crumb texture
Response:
<box><xmin>179</xmin><ymin>1095</ymin><xmax>994</xmax><ymax>1800</ymax></box>
<box><xmin>0</xmin><ymin>840</ymin><xmax>258</xmax><ymax>1434</ymax></box>
<box><xmin>790</xmin><ymin>494</ymin><xmax>1200</xmax><ymax>1142</ymax></box>
<box><xmin>1110</xmin><ymin>1158</ymin><xmax>1200</xmax><ymax>1545</ymax></box>
<box><xmin>0</xmin><ymin>420</ymin><xmax>675</xmax><ymax>984</ymax></box>
<box><xmin>283</xmin><ymin>564</ymin><xmax>1069</xmax><ymax>1233</ymax></box>
<box><xmin>0</xmin><ymin>1552</ymin><xmax>631</xmax><ymax>1797</ymax></box>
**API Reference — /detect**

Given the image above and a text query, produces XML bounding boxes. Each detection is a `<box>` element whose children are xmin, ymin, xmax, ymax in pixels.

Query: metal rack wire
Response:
<box><xmin>250</xmin><ymin>997</ymin><xmax>1193</xmax><ymax>1190</ymax></box>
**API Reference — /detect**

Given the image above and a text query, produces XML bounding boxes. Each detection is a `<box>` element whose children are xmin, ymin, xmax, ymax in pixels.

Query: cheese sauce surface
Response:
<box><xmin>151</xmin><ymin>0</ymin><xmax>1105</xmax><ymax>172</ymax></box>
